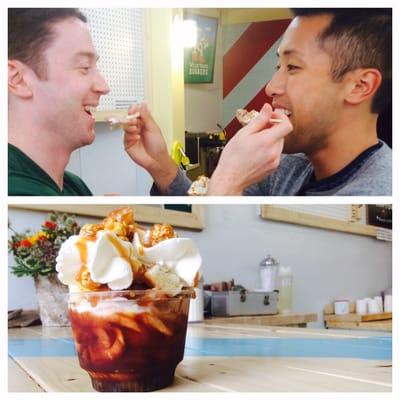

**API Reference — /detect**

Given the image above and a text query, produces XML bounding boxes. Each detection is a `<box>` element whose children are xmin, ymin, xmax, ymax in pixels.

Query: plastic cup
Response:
<box><xmin>68</xmin><ymin>289</ymin><xmax>192</xmax><ymax>392</ymax></box>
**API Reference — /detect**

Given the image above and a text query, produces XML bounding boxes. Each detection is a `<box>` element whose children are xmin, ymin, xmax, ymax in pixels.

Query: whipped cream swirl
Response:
<box><xmin>56</xmin><ymin>230</ymin><xmax>202</xmax><ymax>292</ymax></box>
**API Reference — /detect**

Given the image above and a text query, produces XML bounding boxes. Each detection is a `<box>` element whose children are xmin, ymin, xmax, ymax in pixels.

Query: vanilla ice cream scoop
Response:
<box><xmin>133</xmin><ymin>234</ymin><xmax>202</xmax><ymax>287</ymax></box>
<box><xmin>56</xmin><ymin>231</ymin><xmax>139</xmax><ymax>292</ymax></box>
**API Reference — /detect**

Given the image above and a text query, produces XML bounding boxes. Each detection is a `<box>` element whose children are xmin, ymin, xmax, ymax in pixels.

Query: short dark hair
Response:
<box><xmin>8</xmin><ymin>8</ymin><xmax>87</xmax><ymax>78</ymax></box>
<box><xmin>291</xmin><ymin>8</ymin><xmax>392</xmax><ymax>114</ymax></box>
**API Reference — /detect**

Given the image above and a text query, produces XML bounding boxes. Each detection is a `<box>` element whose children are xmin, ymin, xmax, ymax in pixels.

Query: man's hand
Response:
<box><xmin>207</xmin><ymin>103</ymin><xmax>293</xmax><ymax>195</ymax></box>
<box><xmin>123</xmin><ymin>103</ymin><xmax>178</xmax><ymax>192</ymax></box>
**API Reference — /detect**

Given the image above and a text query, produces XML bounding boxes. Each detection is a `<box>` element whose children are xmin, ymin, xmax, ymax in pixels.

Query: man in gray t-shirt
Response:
<box><xmin>123</xmin><ymin>8</ymin><xmax>392</xmax><ymax>196</ymax></box>
<box><xmin>148</xmin><ymin>139</ymin><xmax>391</xmax><ymax>196</ymax></box>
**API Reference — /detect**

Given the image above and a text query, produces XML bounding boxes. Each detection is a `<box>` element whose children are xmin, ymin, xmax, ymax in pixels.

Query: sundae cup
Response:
<box><xmin>56</xmin><ymin>208</ymin><xmax>202</xmax><ymax>392</ymax></box>
<box><xmin>68</xmin><ymin>289</ymin><xmax>192</xmax><ymax>391</ymax></box>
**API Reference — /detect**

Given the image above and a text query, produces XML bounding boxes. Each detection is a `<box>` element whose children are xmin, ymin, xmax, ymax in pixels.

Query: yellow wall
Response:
<box><xmin>185</xmin><ymin>8</ymin><xmax>221</xmax><ymax>19</ymax></box>
<box><xmin>221</xmin><ymin>8</ymin><xmax>292</xmax><ymax>25</ymax></box>
<box><xmin>147</xmin><ymin>9</ymin><xmax>185</xmax><ymax>150</ymax></box>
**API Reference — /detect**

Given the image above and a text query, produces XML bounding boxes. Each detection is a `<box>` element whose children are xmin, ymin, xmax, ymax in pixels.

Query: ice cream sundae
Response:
<box><xmin>56</xmin><ymin>207</ymin><xmax>202</xmax><ymax>392</ymax></box>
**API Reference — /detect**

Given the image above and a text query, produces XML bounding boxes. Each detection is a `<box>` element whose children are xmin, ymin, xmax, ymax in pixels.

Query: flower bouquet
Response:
<box><xmin>9</xmin><ymin>213</ymin><xmax>80</xmax><ymax>326</ymax></box>
<box><xmin>9</xmin><ymin>213</ymin><xmax>80</xmax><ymax>277</ymax></box>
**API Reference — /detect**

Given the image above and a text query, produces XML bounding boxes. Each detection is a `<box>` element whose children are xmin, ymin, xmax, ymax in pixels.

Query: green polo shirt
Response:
<box><xmin>8</xmin><ymin>144</ymin><xmax>92</xmax><ymax>196</ymax></box>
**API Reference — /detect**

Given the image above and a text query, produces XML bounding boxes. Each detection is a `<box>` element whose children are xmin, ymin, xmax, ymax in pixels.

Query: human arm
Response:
<box><xmin>207</xmin><ymin>103</ymin><xmax>293</xmax><ymax>195</ymax></box>
<box><xmin>123</xmin><ymin>103</ymin><xmax>178</xmax><ymax>192</ymax></box>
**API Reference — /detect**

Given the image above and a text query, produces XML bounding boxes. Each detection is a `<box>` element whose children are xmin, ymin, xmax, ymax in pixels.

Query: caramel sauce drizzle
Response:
<box><xmin>107</xmin><ymin>233</ymin><xmax>142</xmax><ymax>275</ymax></box>
<box><xmin>75</xmin><ymin>237</ymin><xmax>88</xmax><ymax>265</ymax></box>
<box><xmin>74</xmin><ymin>237</ymin><xmax>105</xmax><ymax>291</ymax></box>
<box><xmin>108</xmin><ymin>233</ymin><xmax>129</xmax><ymax>261</ymax></box>
<box><xmin>193</xmin><ymin>271</ymin><xmax>200</xmax><ymax>288</ymax></box>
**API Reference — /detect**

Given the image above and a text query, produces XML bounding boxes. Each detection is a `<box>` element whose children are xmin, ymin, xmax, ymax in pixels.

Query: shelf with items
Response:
<box><xmin>323</xmin><ymin>302</ymin><xmax>392</xmax><ymax>331</ymax></box>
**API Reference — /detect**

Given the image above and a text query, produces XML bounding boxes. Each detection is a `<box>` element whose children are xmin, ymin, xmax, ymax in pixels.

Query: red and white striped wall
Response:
<box><xmin>222</xmin><ymin>19</ymin><xmax>291</xmax><ymax>139</ymax></box>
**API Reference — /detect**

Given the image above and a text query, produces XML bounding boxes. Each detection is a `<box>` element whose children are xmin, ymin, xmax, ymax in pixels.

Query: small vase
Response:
<box><xmin>34</xmin><ymin>273</ymin><xmax>70</xmax><ymax>326</ymax></box>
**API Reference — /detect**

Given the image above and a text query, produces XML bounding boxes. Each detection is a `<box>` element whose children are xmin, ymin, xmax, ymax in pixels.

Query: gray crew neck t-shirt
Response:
<box><xmin>152</xmin><ymin>140</ymin><xmax>391</xmax><ymax>196</ymax></box>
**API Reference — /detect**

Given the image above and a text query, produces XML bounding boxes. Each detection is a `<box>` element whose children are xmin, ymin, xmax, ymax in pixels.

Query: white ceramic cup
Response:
<box><xmin>356</xmin><ymin>299</ymin><xmax>367</xmax><ymax>314</ymax></box>
<box><xmin>384</xmin><ymin>294</ymin><xmax>392</xmax><ymax>312</ymax></box>
<box><xmin>367</xmin><ymin>298</ymin><xmax>380</xmax><ymax>314</ymax></box>
<box><xmin>374</xmin><ymin>296</ymin><xmax>383</xmax><ymax>312</ymax></box>
<box><xmin>334</xmin><ymin>300</ymin><xmax>350</xmax><ymax>315</ymax></box>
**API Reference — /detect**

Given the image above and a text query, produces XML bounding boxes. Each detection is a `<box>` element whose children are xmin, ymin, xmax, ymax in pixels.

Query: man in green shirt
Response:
<box><xmin>8</xmin><ymin>143</ymin><xmax>92</xmax><ymax>195</ymax></box>
<box><xmin>8</xmin><ymin>9</ymin><xmax>109</xmax><ymax>196</ymax></box>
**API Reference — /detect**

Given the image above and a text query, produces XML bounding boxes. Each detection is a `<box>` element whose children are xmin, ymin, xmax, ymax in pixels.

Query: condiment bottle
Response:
<box><xmin>259</xmin><ymin>254</ymin><xmax>279</xmax><ymax>292</ymax></box>
<box><xmin>278</xmin><ymin>265</ymin><xmax>293</xmax><ymax>314</ymax></box>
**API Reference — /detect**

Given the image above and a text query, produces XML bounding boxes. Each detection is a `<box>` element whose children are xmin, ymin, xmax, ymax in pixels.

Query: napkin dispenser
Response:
<box><xmin>205</xmin><ymin>289</ymin><xmax>278</xmax><ymax>317</ymax></box>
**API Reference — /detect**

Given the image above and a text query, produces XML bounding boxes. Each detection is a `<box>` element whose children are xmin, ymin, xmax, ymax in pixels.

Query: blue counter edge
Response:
<box><xmin>8</xmin><ymin>336</ymin><xmax>392</xmax><ymax>360</ymax></box>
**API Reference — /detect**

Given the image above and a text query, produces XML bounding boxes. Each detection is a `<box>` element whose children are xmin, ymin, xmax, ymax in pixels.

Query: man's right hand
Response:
<box><xmin>207</xmin><ymin>103</ymin><xmax>293</xmax><ymax>195</ymax></box>
<box><xmin>123</xmin><ymin>103</ymin><xmax>178</xmax><ymax>192</ymax></box>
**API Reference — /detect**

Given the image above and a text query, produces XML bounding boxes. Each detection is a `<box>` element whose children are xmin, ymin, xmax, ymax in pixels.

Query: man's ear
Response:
<box><xmin>8</xmin><ymin>60</ymin><xmax>34</xmax><ymax>99</ymax></box>
<box><xmin>344</xmin><ymin>68</ymin><xmax>382</xmax><ymax>106</ymax></box>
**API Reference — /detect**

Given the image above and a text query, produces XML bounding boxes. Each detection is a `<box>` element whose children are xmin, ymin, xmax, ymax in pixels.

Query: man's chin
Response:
<box><xmin>85</xmin><ymin>128</ymin><xmax>96</xmax><ymax>144</ymax></box>
<box><xmin>75</xmin><ymin>129</ymin><xmax>96</xmax><ymax>149</ymax></box>
<box><xmin>283</xmin><ymin>140</ymin><xmax>303</xmax><ymax>154</ymax></box>
<box><xmin>283</xmin><ymin>126</ymin><xmax>310</xmax><ymax>154</ymax></box>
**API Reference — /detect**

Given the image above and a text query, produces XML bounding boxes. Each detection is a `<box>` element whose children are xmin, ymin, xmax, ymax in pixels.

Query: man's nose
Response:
<box><xmin>93</xmin><ymin>71</ymin><xmax>110</xmax><ymax>95</ymax></box>
<box><xmin>265</xmin><ymin>70</ymin><xmax>285</xmax><ymax>98</ymax></box>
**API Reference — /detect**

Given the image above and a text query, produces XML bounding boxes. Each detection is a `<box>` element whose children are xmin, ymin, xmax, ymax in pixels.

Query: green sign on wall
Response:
<box><xmin>184</xmin><ymin>14</ymin><xmax>218</xmax><ymax>84</ymax></box>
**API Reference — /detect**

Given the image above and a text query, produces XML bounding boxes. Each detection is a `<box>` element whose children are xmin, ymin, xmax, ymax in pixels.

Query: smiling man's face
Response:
<box><xmin>265</xmin><ymin>14</ymin><xmax>347</xmax><ymax>155</ymax></box>
<box><xmin>31</xmin><ymin>17</ymin><xmax>110</xmax><ymax>151</ymax></box>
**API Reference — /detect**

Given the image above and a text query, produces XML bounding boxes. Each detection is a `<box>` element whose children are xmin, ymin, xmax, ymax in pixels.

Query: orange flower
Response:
<box><xmin>27</xmin><ymin>231</ymin><xmax>48</xmax><ymax>245</ymax></box>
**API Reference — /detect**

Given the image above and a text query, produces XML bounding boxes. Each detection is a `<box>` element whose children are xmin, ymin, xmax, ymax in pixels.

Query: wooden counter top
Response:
<box><xmin>8</xmin><ymin>322</ymin><xmax>391</xmax><ymax>393</ymax></box>
<box><xmin>205</xmin><ymin>312</ymin><xmax>318</xmax><ymax>327</ymax></box>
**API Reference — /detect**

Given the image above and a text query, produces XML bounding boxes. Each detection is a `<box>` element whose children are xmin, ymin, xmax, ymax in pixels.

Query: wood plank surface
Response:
<box><xmin>8</xmin><ymin>324</ymin><xmax>392</xmax><ymax>392</ymax></box>
<box><xmin>178</xmin><ymin>357</ymin><xmax>391</xmax><ymax>392</ymax></box>
<box><xmin>324</xmin><ymin>314</ymin><xmax>362</xmax><ymax>323</ymax></box>
<box><xmin>8</xmin><ymin>357</ymin><xmax>44</xmax><ymax>392</ymax></box>
<box><xmin>9</xmin><ymin>355</ymin><xmax>391</xmax><ymax>393</ymax></box>
<box><xmin>361</xmin><ymin>312</ymin><xmax>392</xmax><ymax>322</ymax></box>
<box><xmin>205</xmin><ymin>313</ymin><xmax>318</xmax><ymax>327</ymax></box>
<box><xmin>326</xmin><ymin>320</ymin><xmax>392</xmax><ymax>332</ymax></box>
<box><xmin>324</xmin><ymin>312</ymin><xmax>392</xmax><ymax>323</ymax></box>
